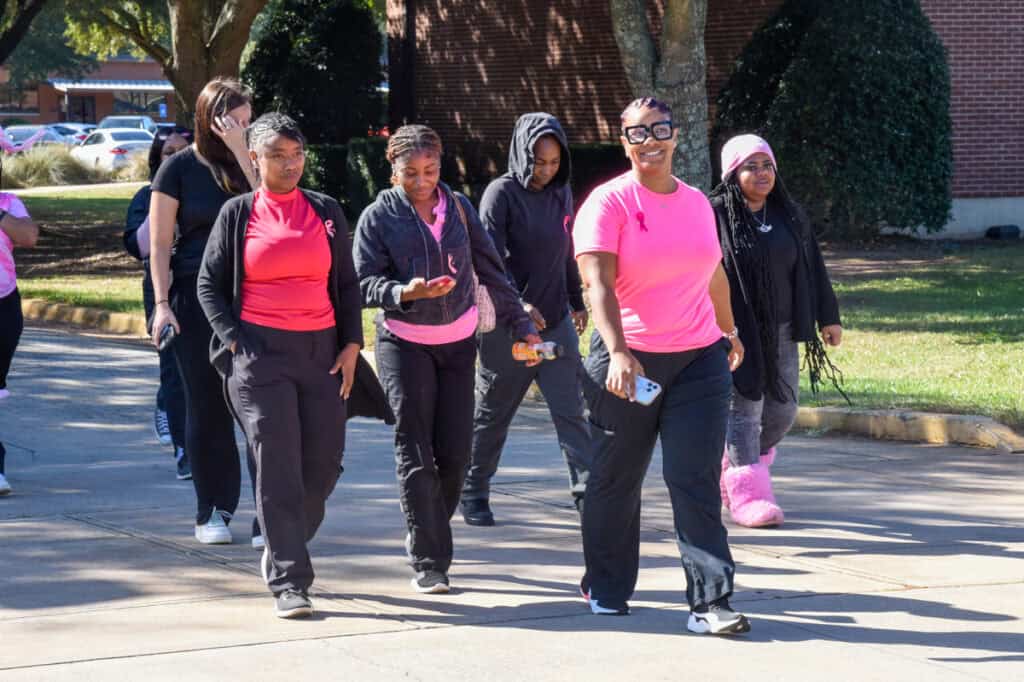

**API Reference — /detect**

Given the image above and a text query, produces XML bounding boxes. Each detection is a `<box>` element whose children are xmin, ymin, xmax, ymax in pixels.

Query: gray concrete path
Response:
<box><xmin>1</xmin><ymin>326</ymin><xmax>1021</xmax><ymax>681</ymax></box>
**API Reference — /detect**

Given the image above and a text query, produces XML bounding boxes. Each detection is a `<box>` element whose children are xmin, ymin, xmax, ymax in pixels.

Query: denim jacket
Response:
<box><xmin>353</xmin><ymin>182</ymin><xmax>536</xmax><ymax>341</ymax></box>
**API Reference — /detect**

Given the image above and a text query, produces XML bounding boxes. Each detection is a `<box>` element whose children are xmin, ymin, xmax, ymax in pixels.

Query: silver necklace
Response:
<box><xmin>752</xmin><ymin>204</ymin><xmax>773</xmax><ymax>233</ymax></box>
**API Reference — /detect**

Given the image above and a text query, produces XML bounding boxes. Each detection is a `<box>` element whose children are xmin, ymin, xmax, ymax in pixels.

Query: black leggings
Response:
<box><xmin>170</xmin><ymin>275</ymin><xmax>241</xmax><ymax>525</ymax></box>
<box><xmin>0</xmin><ymin>288</ymin><xmax>24</xmax><ymax>474</ymax></box>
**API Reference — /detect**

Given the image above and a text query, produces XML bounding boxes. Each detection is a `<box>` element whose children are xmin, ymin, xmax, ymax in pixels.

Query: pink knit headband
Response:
<box><xmin>720</xmin><ymin>134</ymin><xmax>777</xmax><ymax>182</ymax></box>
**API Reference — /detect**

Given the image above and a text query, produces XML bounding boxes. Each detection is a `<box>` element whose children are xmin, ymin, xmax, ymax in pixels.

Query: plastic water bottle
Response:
<box><xmin>512</xmin><ymin>342</ymin><xmax>564</xmax><ymax>362</ymax></box>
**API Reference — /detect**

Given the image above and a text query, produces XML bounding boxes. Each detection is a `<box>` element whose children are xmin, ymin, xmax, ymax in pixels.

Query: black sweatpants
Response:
<box><xmin>142</xmin><ymin>264</ymin><xmax>185</xmax><ymax>448</ymax></box>
<box><xmin>581</xmin><ymin>333</ymin><xmax>736</xmax><ymax>609</ymax></box>
<box><xmin>170</xmin><ymin>274</ymin><xmax>241</xmax><ymax>525</ymax></box>
<box><xmin>0</xmin><ymin>288</ymin><xmax>23</xmax><ymax>393</ymax></box>
<box><xmin>375</xmin><ymin>327</ymin><xmax>476</xmax><ymax>574</ymax></box>
<box><xmin>227</xmin><ymin>322</ymin><xmax>347</xmax><ymax>595</ymax></box>
<box><xmin>0</xmin><ymin>288</ymin><xmax>22</xmax><ymax>475</ymax></box>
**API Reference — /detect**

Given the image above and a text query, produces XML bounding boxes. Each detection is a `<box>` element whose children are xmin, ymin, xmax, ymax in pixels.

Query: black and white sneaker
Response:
<box><xmin>580</xmin><ymin>582</ymin><xmax>629</xmax><ymax>616</ymax></box>
<box><xmin>687</xmin><ymin>597</ymin><xmax>751</xmax><ymax>635</ymax></box>
<box><xmin>174</xmin><ymin>447</ymin><xmax>191</xmax><ymax>480</ymax></box>
<box><xmin>411</xmin><ymin>570</ymin><xmax>450</xmax><ymax>594</ymax></box>
<box><xmin>154</xmin><ymin>409</ymin><xmax>172</xmax><ymax>446</ymax></box>
<box><xmin>275</xmin><ymin>590</ymin><xmax>313</xmax><ymax>619</ymax></box>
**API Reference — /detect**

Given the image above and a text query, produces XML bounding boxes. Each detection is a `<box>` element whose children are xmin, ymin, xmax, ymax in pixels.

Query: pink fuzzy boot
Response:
<box><xmin>761</xmin><ymin>447</ymin><xmax>776</xmax><ymax>467</ymax></box>
<box><xmin>723</xmin><ymin>462</ymin><xmax>784</xmax><ymax>528</ymax></box>
<box><xmin>719</xmin><ymin>451</ymin><xmax>732</xmax><ymax>509</ymax></box>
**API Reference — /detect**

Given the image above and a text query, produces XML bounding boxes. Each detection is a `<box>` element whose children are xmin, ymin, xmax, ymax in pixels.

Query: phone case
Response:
<box><xmin>633</xmin><ymin>376</ymin><xmax>662</xmax><ymax>406</ymax></box>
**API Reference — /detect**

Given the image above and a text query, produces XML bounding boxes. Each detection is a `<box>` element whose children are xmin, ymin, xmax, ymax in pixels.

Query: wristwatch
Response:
<box><xmin>723</xmin><ymin>327</ymin><xmax>739</xmax><ymax>340</ymax></box>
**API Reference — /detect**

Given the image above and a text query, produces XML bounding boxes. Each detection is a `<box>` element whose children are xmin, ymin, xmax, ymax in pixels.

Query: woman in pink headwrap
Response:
<box><xmin>710</xmin><ymin>134</ymin><xmax>843</xmax><ymax>528</ymax></box>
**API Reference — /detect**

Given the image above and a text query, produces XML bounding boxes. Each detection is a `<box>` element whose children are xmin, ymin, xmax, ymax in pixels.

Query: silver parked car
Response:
<box><xmin>71</xmin><ymin>128</ymin><xmax>154</xmax><ymax>170</ymax></box>
<box><xmin>97</xmin><ymin>115</ymin><xmax>159</xmax><ymax>135</ymax></box>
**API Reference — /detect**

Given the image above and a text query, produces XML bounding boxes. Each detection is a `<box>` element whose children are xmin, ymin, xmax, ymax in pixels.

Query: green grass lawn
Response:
<box><xmin>14</xmin><ymin>186</ymin><xmax>1024</xmax><ymax>428</ymax></box>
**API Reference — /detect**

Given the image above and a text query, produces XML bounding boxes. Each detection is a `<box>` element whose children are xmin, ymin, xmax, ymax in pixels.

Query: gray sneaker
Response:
<box><xmin>411</xmin><ymin>570</ymin><xmax>450</xmax><ymax>594</ymax></box>
<box><xmin>687</xmin><ymin>597</ymin><xmax>751</xmax><ymax>635</ymax></box>
<box><xmin>275</xmin><ymin>590</ymin><xmax>313</xmax><ymax>619</ymax></box>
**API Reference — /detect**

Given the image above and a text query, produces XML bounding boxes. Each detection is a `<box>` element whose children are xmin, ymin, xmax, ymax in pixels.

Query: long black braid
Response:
<box><xmin>710</xmin><ymin>173</ymin><xmax>848</xmax><ymax>404</ymax></box>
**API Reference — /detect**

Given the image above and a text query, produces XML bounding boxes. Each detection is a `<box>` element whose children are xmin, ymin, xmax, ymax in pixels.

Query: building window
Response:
<box><xmin>0</xmin><ymin>86</ymin><xmax>40</xmax><ymax>114</ymax></box>
<box><xmin>113</xmin><ymin>91</ymin><xmax>165</xmax><ymax>116</ymax></box>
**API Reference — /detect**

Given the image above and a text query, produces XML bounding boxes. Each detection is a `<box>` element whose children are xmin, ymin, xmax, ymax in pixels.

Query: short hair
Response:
<box><xmin>386</xmin><ymin>124</ymin><xmax>442</xmax><ymax>165</ymax></box>
<box><xmin>620</xmin><ymin>97</ymin><xmax>673</xmax><ymax>125</ymax></box>
<box><xmin>246</xmin><ymin>112</ymin><xmax>306</xmax><ymax>152</ymax></box>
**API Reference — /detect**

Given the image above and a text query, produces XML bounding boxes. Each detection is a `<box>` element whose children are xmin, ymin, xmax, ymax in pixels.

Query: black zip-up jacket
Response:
<box><xmin>197</xmin><ymin>188</ymin><xmax>393</xmax><ymax>424</ymax></box>
<box><xmin>711</xmin><ymin>195</ymin><xmax>841</xmax><ymax>401</ymax></box>
<box><xmin>353</xmin><ymin>182</ymin><xmax>536</xmax><ymax>341</ymax></box>
<box><xmin>479</xmin><ymin>113</ymin><xmax>585</xmax><ymax>327</ymax></box>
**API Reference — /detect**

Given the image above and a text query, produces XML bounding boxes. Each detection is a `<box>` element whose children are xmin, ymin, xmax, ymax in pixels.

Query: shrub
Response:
<box><xmin>302</xmin><ymin>143</ymin><xmax>347</xmax><ymax>198</ymax></box>
<box><xmin>714</xmin><ymin>0</ymin><xmax>953</xmax><ymax>238</ymax></box>
<box><xmin>243</xmin><ymin>0</ymin><xmax>384</xmax><ymax>145</ymax></box>
<box><xmin>569</xmin><ymin>143</ymin><xmax>630</xmax><ymax>207</ymax></box>
<box><xmin>115</xmin><ymin>151</ymin><xmax>151</xmax><ymax>183</ymax></box>
<box><xmin>344</xmin><ymin>137</ymin><xmax>389</xmax><ymax>220</ymax></box>
<box><xmin>1</xmin><ymin>145</ymin><xmax>111</xmax><ymax>188</ymax></box>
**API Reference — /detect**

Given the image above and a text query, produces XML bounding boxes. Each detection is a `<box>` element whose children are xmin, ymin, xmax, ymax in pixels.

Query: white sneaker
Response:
<box><xmin>687</xmin><ymin>598</ymin><xmax>751</xmax><ymax>635</ymax></box>
<box><xmin>0</xmin><ymin>473</ymin><xmax>10</xmax><ymax>495</ymax></box>
<box><xmin>194</xmin><ymin>508</ymin><xmax>232</xmax><ymax>544</ymax></box>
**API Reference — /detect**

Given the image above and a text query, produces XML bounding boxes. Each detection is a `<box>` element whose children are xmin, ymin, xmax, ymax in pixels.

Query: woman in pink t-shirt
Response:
<box><xmin>0</xmin><ymin>186</ymin><xmax>40</xmax><ymax>495</ymax></box>
<box><xmin>573</xmin><ymin>97</ymin><xmax>749</xmax><ymax>635</ymax></box>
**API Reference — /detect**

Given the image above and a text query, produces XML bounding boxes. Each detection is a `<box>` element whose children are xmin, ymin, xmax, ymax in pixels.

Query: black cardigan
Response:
<box><xmin>197</xmin><ymin>188</ymin><xmax>393</xmax><ymax>424</ymax></box>
<box><xmin>711</xmin><ymin>196</ymin><xmax>841</xmax><ymax>402</ymax></box>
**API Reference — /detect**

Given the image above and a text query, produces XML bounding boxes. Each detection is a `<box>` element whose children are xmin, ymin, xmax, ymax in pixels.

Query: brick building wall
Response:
<box><xmin>390</xmin><ymin>0</ymin><xmax>1023</xmax><ymax>211</ymax></box>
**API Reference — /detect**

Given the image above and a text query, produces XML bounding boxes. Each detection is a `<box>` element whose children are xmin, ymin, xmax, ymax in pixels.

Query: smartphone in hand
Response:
<box><xmin>157</xmin><ymin>323</ymin><xmax>177</xmax><ymax>351</ymax></box>
<box><xmin>633</xmin><ymin>376</ymin><xmax>662</xmax><ymax>406</ymax></box>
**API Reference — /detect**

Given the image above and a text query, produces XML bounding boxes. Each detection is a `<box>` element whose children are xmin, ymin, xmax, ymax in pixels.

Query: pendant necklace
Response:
<box><xmin>753</xmin><ymin>204</ymin><xmax>773</xmax><ymax>233</ymax></box>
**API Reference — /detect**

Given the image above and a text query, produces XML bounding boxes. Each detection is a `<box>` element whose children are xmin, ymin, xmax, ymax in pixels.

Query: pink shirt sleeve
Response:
<box><xmin>573</xmin><ymin>186</ymin><xmax>627</xmax><ymax>257</ymax></box>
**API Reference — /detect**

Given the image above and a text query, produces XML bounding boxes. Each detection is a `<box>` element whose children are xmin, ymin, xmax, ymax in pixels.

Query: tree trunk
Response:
<box><xmin>609</xmin><ymin>0</ymin><xmax>711</xmax><ymax>190</ymax></box>
<box><xmin>0</xmin><ymin>0</ymin><xmax>50</xmax><ymax>65</ymax></box>
<box><xmin>165</xmin><ymin>0</ymin><xmax>268</xmax><ymax>124</ymax></box>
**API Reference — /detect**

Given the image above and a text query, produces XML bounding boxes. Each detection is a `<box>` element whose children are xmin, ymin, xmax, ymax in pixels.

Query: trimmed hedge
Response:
<box><xmin>714</xmin><ymin>0</ymin><xmax>953</xmax><ymax>238</ymax></box>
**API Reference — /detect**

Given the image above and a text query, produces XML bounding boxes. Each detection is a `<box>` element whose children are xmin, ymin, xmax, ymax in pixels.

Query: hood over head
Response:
<box><xmin>507</xmin><ymin>112</ymin><xmax>571</xmax><ymax>190</ymax></box>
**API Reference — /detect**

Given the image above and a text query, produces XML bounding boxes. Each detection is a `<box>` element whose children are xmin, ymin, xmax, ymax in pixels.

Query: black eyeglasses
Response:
<box><xmin>622</xmin><ymin>120</ymin><xmax>674</xmax><ymax>145</ymax></box>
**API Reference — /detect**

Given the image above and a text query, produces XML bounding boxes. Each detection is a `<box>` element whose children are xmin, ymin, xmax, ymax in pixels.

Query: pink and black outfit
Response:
<box><xmin>198</xmin><ymin>187</ymin><xmax>390</xmax><ymax>598</ymax></box>
<box><xmin>574</xmin><ymin>172</ymin><xmax>738</xmax><ymax>612</ymax></box>
<box><xmin>354</xmin><ymin>182</ymin><xmax>535</xmax><ymax>581</ymax></box>
<box><xmin>0</xmin><ymin>193</ymin><xmax>32</xmax><ymax>477</ymax></box>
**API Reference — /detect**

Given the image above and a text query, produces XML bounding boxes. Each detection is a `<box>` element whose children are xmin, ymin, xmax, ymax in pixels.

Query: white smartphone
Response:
<box><xmin>633</xmin><ymin>376</ymin><xmax>662</xmax><ymax>406</ymax></box>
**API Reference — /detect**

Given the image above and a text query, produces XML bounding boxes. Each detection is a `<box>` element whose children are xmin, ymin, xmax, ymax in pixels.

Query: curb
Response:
<box><xmin>22</xmin><ymin>298</ymin><xmax>148</xmax><ymax>336</ymax></box>
<box><xmin>23</xmin><ymin>298</ymin><xmax>1023</xmax><ymax>453</ymax></box>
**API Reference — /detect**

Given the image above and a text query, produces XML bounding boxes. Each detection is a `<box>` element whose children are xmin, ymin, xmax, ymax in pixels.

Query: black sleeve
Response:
<box><xmin>151</xmin><ymin>152</ymin><xmax>184</xmax><ymax>200</ymax></box>
<box><xmin>123</xmin><ymin>185</ymin><xmax>152</xmax><ymax>260</ymax></box>
<box><xmin>563</xmin><ymin>188</ymin><xmax>585</xmax><ymax>312</ymax></box>
<box><xmin>197</xmin><ymin>201</ymin><xmax>241</xmax><ymax>350</ymax></box>
<box><xmin>807</xmin><ymin>235</ymin><xmax>841</xmax><ymax>328</ymax></box>
<box><xmin>328</xmin><ymin>202</ymin><xmax>364</xmax><ymax>348</ymax></box>
<box><xmin>459</xmin><ymin>194</ymin><xmax>537</xmax><ymax>340</ymax></box>
<box><xmin>352</xmin><ymin>205</ymin><xmax>410</xmax><ymax>311</ymax></box>
<box><xmin>478</xmin><ymin>181</ymin><xmax>516</xmax><ymax>289</ymax></box>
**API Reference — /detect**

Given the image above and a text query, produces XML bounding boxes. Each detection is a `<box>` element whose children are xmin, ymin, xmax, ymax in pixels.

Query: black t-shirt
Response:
<box><xmin>755</xmin><ymin>206</ymin><xmax>799</xmax><ymax>324</ymax></box>
<box><xmin>151</xmin><ymin>146</ymin><xmax>237</xmax><ymax>276</ymax></box>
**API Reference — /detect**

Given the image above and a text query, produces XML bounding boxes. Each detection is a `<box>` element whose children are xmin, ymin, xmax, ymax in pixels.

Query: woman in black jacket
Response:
<box><xmin>123</xmin><ymin>128</ymin><xmax>190</xmax><ymax>478</ymax></box>
<box><xmin>710</xmin><ymin>134</ymin><xmax>843</xmax><ymax>528</ymax></box>
<box><xmin>353</xmin><ymin>124</ymin><xmax>539</xmax><ymax>595</ymax></box>
<box><xmin>198</xmin><ymin>113</ymin><xmax>390</xmax><ymax>619</ymax></box>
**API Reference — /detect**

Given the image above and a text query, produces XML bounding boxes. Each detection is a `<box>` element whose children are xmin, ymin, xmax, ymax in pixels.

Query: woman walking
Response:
<box><xmin>711</xmin><ymin>134</ymin><xmax>842</xmax><ymax>528</ymax></box>
<box><xmin>199</xmin><ymin>112</ymin><xmax>387</xmax><ymax>618</ymax></box>
<box><xmin>0</xmin><ymin>181</ymin><xmax>39</xmax><ymax>496</ymax></box>
<box><xmin>462</xmin><ymin>112</ymin><xmax>590</xmax><ymax>526</ymax></box>
<box><xmin>148</xmin><ymin>78</ymin><xmax>258</xmax><ymax>545</ymax></box>
<box><xmin>574</xmin><ymin>97</ymin><xmax>750</xmax><ymax>635</ymax></box>
<box><xmin>124</xmin><ymin>127</ymin><xmax>191</xmax><ymax>479</ymax></box>
<box><xmin>354</xmin><ymin>124</ymin><xmax>539</xmax><ymax>594</ymax></box>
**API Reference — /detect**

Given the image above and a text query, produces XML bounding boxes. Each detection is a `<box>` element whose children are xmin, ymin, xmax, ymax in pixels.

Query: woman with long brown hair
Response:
<box><xmin>148</xmin><ymin>78</ymin><xmax>258</xmax><ymax>545</ymax></box>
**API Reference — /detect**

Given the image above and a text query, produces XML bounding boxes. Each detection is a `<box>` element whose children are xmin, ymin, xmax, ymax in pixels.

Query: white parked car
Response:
<box><xmin>71</xmin><ymin>128</ymin><xmax>154</xmax><ymax>170</ymax></box>
<box><xmin>97</xmin><ymin>115</ymin><xmax>158</xmax><ymax>135</ymax></box>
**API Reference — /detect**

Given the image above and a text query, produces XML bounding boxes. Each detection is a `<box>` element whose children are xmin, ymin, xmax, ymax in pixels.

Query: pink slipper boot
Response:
<box><xmin>723</xmin><ymin>462</ymin><xmax>784</xmax><ymax>528</ymax></box>
<box><xmin>719</xmin><ymin>451</ymin><xmax>732</xmax><ymax>509</ymax></box>
<box><xmin>761</xmin><ymin>447</ymin><xmax>776</xmax><ymax>467</ymax></box>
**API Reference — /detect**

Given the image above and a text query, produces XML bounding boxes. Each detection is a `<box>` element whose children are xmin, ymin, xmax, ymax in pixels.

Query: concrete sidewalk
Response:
<box><xmin>1</xmin><ymin>326</ymin><xmax>1021</xmax><ymax>681</ymax></box>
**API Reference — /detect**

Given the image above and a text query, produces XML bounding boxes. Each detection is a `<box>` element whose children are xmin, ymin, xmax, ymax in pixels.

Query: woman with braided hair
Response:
<box><xmin>711</xmin><ymin>134</ymin><xmax>843</xmax><ymax>528</ymax></box>
<box><xmin>354</xmin><ymin>124</ymin><xmax>539</xmax><ymax>594</ymax></box>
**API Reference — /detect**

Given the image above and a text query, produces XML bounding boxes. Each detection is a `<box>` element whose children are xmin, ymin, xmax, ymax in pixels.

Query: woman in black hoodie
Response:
<box><xmin>353</xmin><ymin>124</ymin><xmax>539</xmax><ymax>594</ymax></box>
<box><xmin>461</xmin><ymin>113</ymin><xmax>591</xmax><ymax>526</ymax></box>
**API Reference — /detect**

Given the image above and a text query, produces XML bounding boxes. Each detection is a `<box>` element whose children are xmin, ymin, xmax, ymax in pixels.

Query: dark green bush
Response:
<box><xmin>243</xmin><ymin>0</ymin><xmax>384</xmax><ymax>145</ymax></box>
<box><xmin>302</xmin><ymin>143</ymin><xmax>347</xmax><ymax>197</ymax></box>
<box><xmin>569</xmin><ymin>143</ymin><xmax>630</xmax><ymax>206</ymax></box>
<box><xmin>344</xmin><ymin>137</ymin><xmax>390</xmax><ymax>220</ymax></box>
<box><xmin>714</xmin><ymin>0</ymin><xmax>952</xmax><ymax>238</ymax></box>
